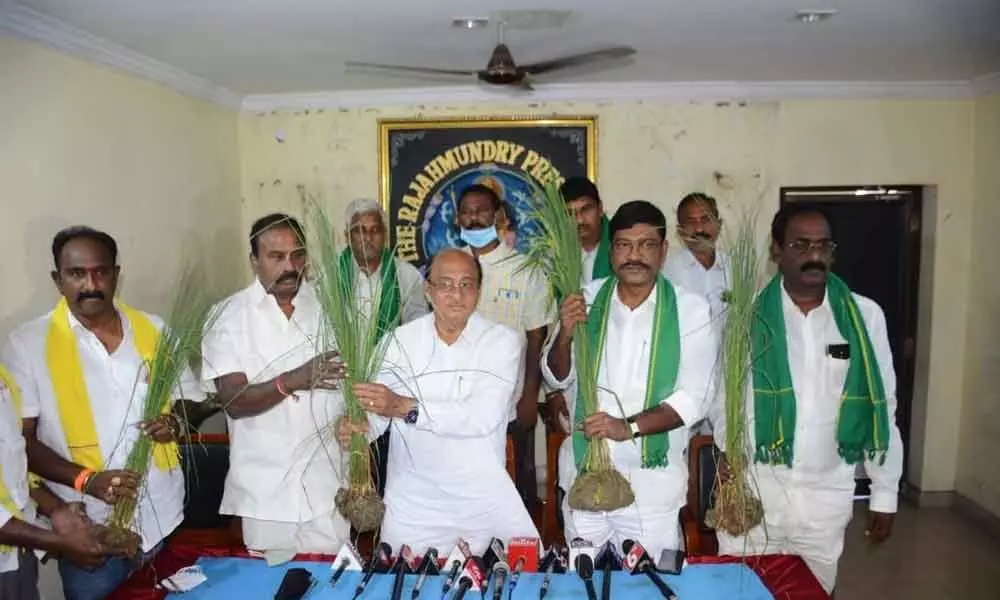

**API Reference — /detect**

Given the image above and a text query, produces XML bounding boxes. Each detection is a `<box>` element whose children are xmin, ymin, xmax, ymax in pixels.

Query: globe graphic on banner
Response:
<box><xmin>420</xmin><ymin>164</ymin><xmax>544</xmax><ymax>272</ymax></box>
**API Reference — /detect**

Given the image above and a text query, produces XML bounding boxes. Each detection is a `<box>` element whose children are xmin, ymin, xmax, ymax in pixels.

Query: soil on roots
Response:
<box><xmin>100</xmin><ymin>525</ymin><xmax>142</xmax><ymax>558</ymax></box>
<box><xmin>335</xmin><ymin>487</ymin><xmax>384</xmax><ymax>533</ymax></box>
<box><xmin>567</xmin><ymin>469</ymin><xmax>636</xmax><ymax>512</ymax></box>
<box><xmin>705</xmin><ymin>480</ymin><xmax>764</xmax><ymax>537</ymax></box>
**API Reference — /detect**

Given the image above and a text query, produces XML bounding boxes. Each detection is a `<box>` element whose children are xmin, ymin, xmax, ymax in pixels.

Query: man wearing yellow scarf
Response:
<box><xmin>0</xmin><ymin>365</ymin><xmax>112</xmax><ymax>599</ymax></box>
<box><xmin>202</xmin><ymin>214</ymin><xmax>349</xmax><ymax>555</ymax></box>
<box><xmin>1</xmin><ymin>227</ymin><xmax>202</xmax><ymax>600</ymax></box>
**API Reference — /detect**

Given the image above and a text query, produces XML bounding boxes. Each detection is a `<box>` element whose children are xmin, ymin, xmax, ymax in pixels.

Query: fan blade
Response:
<box><xmin>519</xmin><ymin>46</ymin><xmax>636</xmax><ymax>75</ymax></box>
<box><xmin>344</xmin><ymin>61</ymin><xmax>477</xmax><ymax>77</ymax></box>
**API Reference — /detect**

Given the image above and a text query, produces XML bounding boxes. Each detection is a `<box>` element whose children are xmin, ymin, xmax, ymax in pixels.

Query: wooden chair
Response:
<box><xmin>542</xmin><ymin>430</ymin><xmax>566</xmax><ymax>546</ymax></box>
<box><xmin>505</xmin><ymin>433</ymin><xmax>517</xmax><ymax>482</ymax></box>
<box><xmin>680</xmin><ymin>434</ymin><xmax>720</xmax><ymax>556</ymax></box>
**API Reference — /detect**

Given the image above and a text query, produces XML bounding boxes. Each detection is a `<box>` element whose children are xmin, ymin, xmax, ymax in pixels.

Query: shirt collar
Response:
<box><xmin>778</xmin><ymin>276</ymin><xmax>830</xmax><ymax>317</ymax></box>
<box><xmin>65</xmin><ymin>300</ymin><xmax>132</xmax><ymax>336</ymax></box>
<box><xmin>679</xmin><ymin>245</ymin><xmax>727</xmax><ymax>272</ymax></box>
<box><xmin>464</xmin><ymin>242</ymin><xmax>513</xmax><ymax>266</ymax></box>
<box><xmin>248</xmin><ymin>277</ymin><xmax>316</xmax><ymax>310</ymax></box>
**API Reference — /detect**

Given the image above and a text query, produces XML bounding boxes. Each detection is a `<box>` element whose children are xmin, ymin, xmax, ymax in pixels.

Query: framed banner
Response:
<box><xmin>378</xmin><ymin>116</ymin><xmax>597</xmax><ymax>273</ymax></box>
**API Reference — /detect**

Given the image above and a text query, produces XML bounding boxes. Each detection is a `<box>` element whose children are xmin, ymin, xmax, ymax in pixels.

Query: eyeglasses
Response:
<box><xmin>786</xmin><ymin>239</ymin><xmax>837</xmax><ymax>255</ymax></box>
<box><xmin>612</xmin><ymin>238</ymin><xmax>663</xmax><ymax>255</ymax></box>
<box><xmin>428</xmin><ymin>279</ymin><xmax>478</xmax><ymax>295</ymax></box>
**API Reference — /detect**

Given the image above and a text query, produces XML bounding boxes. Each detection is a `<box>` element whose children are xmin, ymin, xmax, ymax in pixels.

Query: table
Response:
<box><xmin>110</xmin><ymin>536</ymin><xmax>828</xmax><ymax>600</ymax></box>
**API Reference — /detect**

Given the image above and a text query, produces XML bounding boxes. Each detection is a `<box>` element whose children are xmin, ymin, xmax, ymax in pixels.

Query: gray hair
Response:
<box><xmin>344</xmin><ymin>198</ymin><xmax>385</xmax><ymax>225</ymax></box>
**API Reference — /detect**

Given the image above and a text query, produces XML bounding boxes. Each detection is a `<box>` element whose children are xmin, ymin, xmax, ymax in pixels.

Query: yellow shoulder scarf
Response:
<box><xmin>0</xmin><ymin>365</ymin><xmax>26</xmax><ymax>552</ymax></box>
<box><xmin>45</xmin><ymin>298</ymin><xmax>178</xmax><ymax>472</ymax></box>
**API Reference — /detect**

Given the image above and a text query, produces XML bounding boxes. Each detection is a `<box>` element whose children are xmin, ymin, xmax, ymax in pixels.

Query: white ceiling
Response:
<box><xmin>11</xmin><ymin>0</ymin><xmax>1000</xmax><ymax>94</ymax></box>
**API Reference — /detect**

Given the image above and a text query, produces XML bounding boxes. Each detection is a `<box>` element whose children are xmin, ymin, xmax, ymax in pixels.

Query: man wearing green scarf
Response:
<box><xmin>715</xmin><ymin>204</ymin><xmax>903</xmax><ymax>595</ymax></box>
<box><xmin>545</xmin><ymin>177</ymin><xmax>612</xmax><ymax>434</ymax></box>
<box><xmin>342</xmin><ymin>199</ymin><xmax>428</xmax><ymax>495</ymax></box>
<box><xmin>542</xmin><ymin>201</ymin><xmax>718</xmax><ymax>560</ymax></box>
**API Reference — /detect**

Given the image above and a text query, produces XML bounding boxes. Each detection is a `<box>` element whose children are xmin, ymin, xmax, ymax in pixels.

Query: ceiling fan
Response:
<box><xmin>344</xmin><ymin>22</ymin><xmax>636</xmax><ymax>90</ymax></box>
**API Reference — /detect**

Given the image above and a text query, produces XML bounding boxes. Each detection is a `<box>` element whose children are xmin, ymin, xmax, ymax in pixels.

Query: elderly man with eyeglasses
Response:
<box><xmin>337</xmin><ymin>249</ymin><xmax>539</xmax><ymax>554</ymax></box>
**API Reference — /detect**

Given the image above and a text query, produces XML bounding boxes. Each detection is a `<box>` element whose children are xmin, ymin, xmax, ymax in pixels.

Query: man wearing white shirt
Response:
<box><xmin>2</xmin><ymin>227</ymin><xmax>203</xmax><ymax>600</ymax></box>
<box><xmin>663</xmin><ymin>193</ymin><xmax>731</xmax><ymax>331</ymax></box>
<box><xmin>341</xmin><ymin>198</ymin><xmax>428</xmax><ymax>496</ymax></box>
<box><xmin>455</xmin><ymin>184</ymin><xmax>553</xmax><ymax>508</ymax></box>
<box><xmin>0</xmin><ymin>365</ymin><xmax>111</xmax><ymax>599</ymax></box>
<box><xmin>663</xmin><ymin>193</ymin><xmax>730</xmax><ymax>435</ymax></box>
<box><xmin>202</xmin><ymin>213</ymin><xmax>348</xmax><ymax>554</ymax></box>
<box><xmin>542</xmin><ymin>201</ymin><xmax>718</xmax><ymax>559</ymax></box>
<box><xmin>715</xmin><ymin>204</ymin><xmax>903</xmax><ymax>594</ymax></box>
<box><xmin>340</xmin><ymin>249</ymin><xmax>539</xmax><ymax>554</ymax></box>
<box><xmin>544</xmin><ymin>177</ymin><xmax>612</xmax><ymax>434</ymax></box>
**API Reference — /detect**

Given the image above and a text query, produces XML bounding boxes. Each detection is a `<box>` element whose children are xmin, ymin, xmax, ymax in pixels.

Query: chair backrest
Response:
<box><xmin>179</xmin><ymin>433</ymin><xmax>232</xmax><ymax>529</ymax></box>
<box><xmin>687</xmin><ymin>435</ymin><xmax>719</xmax><ymax>529</ymax></box>
<box><xmin>505</xmin><ymin>433</ymin><xmax>517</xmax><ymax>481</ymax></box>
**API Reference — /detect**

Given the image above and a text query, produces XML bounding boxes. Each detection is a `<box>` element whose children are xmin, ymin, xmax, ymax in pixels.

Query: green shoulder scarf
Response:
<box><xmin>590</xmin><ymin>217</ymin><xmax>612</xmax><ymax>281</ymax></box>
<box><xmin>751</xmin><ymin>274</ymin><xmax>889</xmax><ymax>467</ymax></box>
<box><xmin>338</xmin><ymin>248</ymin><xmax>401</xmax><ymax>339</ymax></box>
<box><xmin>573</xmin><ymin>274</ymin><xmax>680</xmax><ymax>469</ymax></box>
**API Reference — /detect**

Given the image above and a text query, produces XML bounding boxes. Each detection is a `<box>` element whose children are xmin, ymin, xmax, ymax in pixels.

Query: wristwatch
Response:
<box><xmin>626</xmin><ymin>415</ymin><xmax>641</xmax><ymax>439</ymax></box>
<box><xmin>403</xmin><ymin>403</ymin><xmax>419</xmax><ymax>425</ymax></box>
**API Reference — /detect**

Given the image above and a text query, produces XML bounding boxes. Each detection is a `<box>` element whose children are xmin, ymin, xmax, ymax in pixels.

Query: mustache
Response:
<box><xmin>276</xmin><ymin>271</ymin><xmax>300</xmax><ymax>284</ymax></box>
<box><xmin>692</xmin><ymin>232</ymin><xmax>712</xmax><ymax>240</ymax></box>
<box><xmin>801</xmin><ymin>261</ymin><xmax>827</xmax><ymax>273</ymax></box>
<box><xmin>76</xmin><ymin>291</ymin><xmax>105</xmax><ymax>302</ymax></box>
<box><xmin>621</xmin><ymin>262</ymin><xmax>650</xmax><ymax>271</ymax></box>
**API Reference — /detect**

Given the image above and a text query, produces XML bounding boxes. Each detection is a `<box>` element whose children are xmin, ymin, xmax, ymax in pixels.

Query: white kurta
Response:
<box><xmin>541</xmin><ymin>278</ymin><xmax>718</xmax><ymax>559</ymax></box>
<box><xmin>715</xmin><ymin>284</ymin><xmax>903</xmax><ymax>593</ymax></box>
<box><xmin>368</xmin><ymin>313</ymin><xmax>539</xmax><ymax>555</ymax></box>
<box><xmin>662</xmin><ymin>246</ymin><xmax>730</xmax><ymax>435</ymax></box>
<box><xmin>352</xmin><ymin>256</ymin><xmax>428</xmax><ymax>326</ymax></box>
<box><xmin>201</xmin><ymin>279</ymin><xmax>348</xmax><ymax>551</ymax></box>
<box><xmin>0</xmin><ymin>375</ymin><xmax>36</xmax><ymax>574</ymax></box>
<box><xmin>1</xmin><ymin>306</ymin><xmax>202</xmax><ymax>552</ymax></box>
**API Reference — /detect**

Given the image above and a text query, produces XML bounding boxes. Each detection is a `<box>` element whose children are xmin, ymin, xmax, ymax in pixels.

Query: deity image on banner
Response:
<box><xmin>379</xmin><ymin>117</ymin><xmax>597</xmax><ymax>273</ymax></box>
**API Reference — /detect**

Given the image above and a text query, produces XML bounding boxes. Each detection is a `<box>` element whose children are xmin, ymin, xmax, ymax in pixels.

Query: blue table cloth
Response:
<box><xmin>167</xmin><ymin>556</ymin><xmax>774</xmax><ymax>599</ymax></box>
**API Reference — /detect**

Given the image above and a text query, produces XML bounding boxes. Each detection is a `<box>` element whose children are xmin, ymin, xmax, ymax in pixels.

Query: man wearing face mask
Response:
<box><xmin>454</xmin><ymin>184</ymin><xmax>554</xmax><ymax>510</ymax></box>
<box><xmin>542</xmin><ymin>201</ymin><xmax>718</xmax><ymax>558</ymax></box>
<box><xmin>1</xmin><ymin>226</ymin><xmax>203</xmax><ymax>600</ymax></box>
<box><xmin>715</xmin><ymin>204</ymin><xmax>902</xmax><ymax>595</ymax></box>
<box><xmin>342</xmin><ymin>199</ymin><xmax>427</xmax><ymax>496</ymax></box>
<box><xmin>201</xmin><ymin>213</ymin><xmax>349</xmax><ymax>554</ymax></box>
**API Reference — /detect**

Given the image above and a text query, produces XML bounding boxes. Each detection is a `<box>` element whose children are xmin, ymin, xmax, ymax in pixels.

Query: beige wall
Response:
<box><xmin>0</xmin><ymin>35</ymin><xmax>243</xmax><ymax>339</ymax></box>
<box><xmin>239</xmin><ymin>98</ymin><xmax>977</xmax><ymax>495</ymax></box>
<box><xmin>957</xmin><ymin>93</ymin><xmax>1000</xmax><ymax>516</ymax></box>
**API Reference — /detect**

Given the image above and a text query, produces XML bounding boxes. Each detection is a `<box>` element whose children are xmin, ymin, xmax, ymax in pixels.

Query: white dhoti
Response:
<box><xmin>717</xmin><ymin>473</ymin><xmax>855</xmax><ymax>593</ymax></box>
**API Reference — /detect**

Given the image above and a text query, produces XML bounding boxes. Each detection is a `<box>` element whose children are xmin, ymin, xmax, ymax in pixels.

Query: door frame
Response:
<box><xmin>779</xmin><ymin>185</ymin><xmax>922</xmax><ymax>486</ymax></box>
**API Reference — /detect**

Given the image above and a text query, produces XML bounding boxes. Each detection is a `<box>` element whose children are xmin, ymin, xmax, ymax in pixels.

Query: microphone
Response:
<box><xmin>507</xmin><ymin>556</ymin><xmax>526</xmax><ymax>597</ymax></box>
<box><xmin>352</xmin><ymin>542</ymin><xmax>391</xmax><ymax>600</ymax></box>
<box><xmin>452</xmin><ymin>557</ymin><xmax>486</xmax><ymax>600</ymax></box>
<box><xmin>411</xmin><ymin>548</ymin><xmax>439</xmax><ymax>600</ymax></box>
<box><xmin>490</xmin><ymin>560</ymin><xmax>509</xmax><ymax>600</ymax></box>
<box><xmin>332</xmin><ymin>542</ymin><xmax>364</xmax><ymax>589</ymax></box>
<box><xmin>576</xmin><ymin>554</ymin><xmax>598</xmax><ymax>600</ymax></box>
<box><xmin>538</xmin><ymin>547</ymin><xmax>566</xmax><ymax>600</ymax></box>
<box><xmin>506</xmin><ymin>536</ymin><xmax>539</xmax><ymax>596</ymax></box>
<box><xmin>390</xmin><ymin>544</ymin><xmax>414</xmax><ymax>600</ymax></box>
<box><xmin>482</xmin><ymin>538</ymin><xmax>507</xmax><ymax>572</ymax></box>
<box><xmin>568</xmin><ymin>538</ymin><xmax>595</xmax><ymax>572</ymax></box>
<box><xmin>594</xmin><ymin>541</ymin><xmax>622</xmax><ymax>600</ymax></box>
<box><xmin>441</xmin><ymin>539</ymin><xmax>472</xmax><ymax>599</ymax></box>
<box><xmin>622</xmin><ymin>540</ymin><xmax>677</xmax><ymax>600</ymax></box>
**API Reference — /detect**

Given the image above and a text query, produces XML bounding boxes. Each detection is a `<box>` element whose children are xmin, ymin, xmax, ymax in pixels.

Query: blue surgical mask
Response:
<box><xmin>459</xmin><ymin>225</ymin><xmax>499</xmax><ymax>248</ymax></box>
